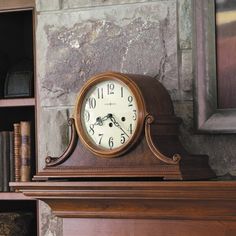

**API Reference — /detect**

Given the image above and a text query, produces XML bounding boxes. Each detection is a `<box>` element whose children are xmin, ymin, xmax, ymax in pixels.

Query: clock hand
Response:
<box><xmin>101</xmin><ymin>114</ymin><xmax>112</xmax><ymax>122</ymax></box>
<box><xmin>96</xmin><ymin>117</ymin><xmax>103</xmax><ymax>126</ymax></box>
<box><xmin>89</xmin><ymin>113</ymin><xmax>122</xmax><ymax>134</ymax></box>
<box><xmin>89</xmin><ymin>117</ymin><xmax>103</xmax><ymax>134</ymax></box>
<box><xmin>89</xmin><ymin>114</ymin><xmax>111</xmax><ymax>133</ymax></box>
<box><xmin>92</xmin><ymin>115</ymin><xmax>107</xmax><ymax>126</ymax></box>
<box><xmin>90</xmin><ymin>117</ymin><xmax>102</xmax><ymax>128</ymax></box>
<box><xmin>94</xmin><ymin>114</ymin><xmax>111</xmax><ymax>126</ymax></box>
<box><xmin>109</xmin><ymin>114</ymin><xmax>129</xmax><ymax>138</ymax></box>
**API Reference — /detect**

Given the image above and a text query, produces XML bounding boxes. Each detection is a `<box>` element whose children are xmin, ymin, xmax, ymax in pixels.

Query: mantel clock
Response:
<box><xmin>35</xmin><ymin>72</ymin><xmax>215</xmax><ymax>180</ymax></box>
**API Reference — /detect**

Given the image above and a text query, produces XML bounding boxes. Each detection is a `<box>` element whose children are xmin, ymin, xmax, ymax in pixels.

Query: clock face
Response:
<box><xmin>74</xmin><ymin>73</ymin><xmax>146</xmax><ymax>158</ymax></box>
<box><xmin>80</xmin><ymin>79</ymin><xmax>138</xmax><ymax>151</ymax></box>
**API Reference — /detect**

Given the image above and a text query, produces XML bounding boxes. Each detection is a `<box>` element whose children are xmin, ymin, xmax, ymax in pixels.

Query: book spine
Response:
<box><xmin>20</xmin><ymin>121</ymin><xmax>31</xmax><ymax>182</ymax></box>
<box><xmin>13</xmin><ymin>123</ymin><xmax>21</xmax><ymax>182</ymax></box>
<box><xmin>2</xmin><ymin>131</ymin><xmax>10</xmax><ymax>192</ymax></box>
<box><xmin>9</xmin><ymin>131</ymin><xmax>14</xmax><ymax>191</ymax></box>
<box><xmin>0</xmin><ymin>132</ymin><xmax>3</xmax><ymax>191</ymax></box>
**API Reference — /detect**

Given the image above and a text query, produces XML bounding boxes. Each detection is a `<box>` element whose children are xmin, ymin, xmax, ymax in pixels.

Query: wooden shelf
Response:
<box><xmin>0</xmin><ymin>98</ymin><xmax>35</xmax><ymax>107</ymax></box>
<box><xmin>10</xmin><ymin>180</ymin><xmax>236</xmax><ymax>219</ymax></box>
<box><xmin>0</xmin><ymin>191</ymin><xmax>32</xmax><ymax>200</ymax></box>
<box><xmin>11</xmin><ymin>181</ymin><xmax>236</xmax><ymax>236</ymax></box>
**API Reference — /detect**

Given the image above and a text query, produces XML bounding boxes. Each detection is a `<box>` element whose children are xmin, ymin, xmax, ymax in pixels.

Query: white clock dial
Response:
<box><xmin>81</xmin><ymin>79</ymin><xmax>138</xmax><ymax>150</ymax></box>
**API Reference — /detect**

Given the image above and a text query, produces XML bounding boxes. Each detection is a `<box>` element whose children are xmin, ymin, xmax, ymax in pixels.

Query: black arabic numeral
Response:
<box><xmin>88</xmin><ymin>97</ymin><xmax>96</xmax><ymax>109</ymax></box>
<box><xmin>97</xmin><ymin>87</ymin><xmax>104</xmax><ymax>99</ymax></box>
<box><xmin>89</xmin><ymin>124</ymin><xmax>95</xmax><ymax>135</ymax></box>
<box><xmin>133</xmin><ymin>109</ymin><xmax>137</xmax><ymax>121</ymax></box>
<box><xmin>107</xmin><ymin>83</ymin><xmax>115</xmax><ymax>95</ymax></box>
<box><xmin>121</xmin><ymin>133</ymin><xmax>125</xmax><ymax>144</ymax></box>
<box><xmin>108</xmin><ymin>137</ymin><xmax>114</xmax><ymax>149</ymax></box>
<box><xmin>128</xmin><ymin>96</ymin><xmax>133</xmax><ymax>107</ymax></box>
<box><xmin>128</xmin><ymin>124</ymin><xmax>133</xmax><ymax>135</ymax></box>
<box><xmin>98</xmin><ymin>133</ymin><xmax>104</xmax><ymax>145</ymax></box>
<box><xmin>121</xmin><ymin>87</ymin><xmax>124</xmax><ymax>98</ymax></box>
<box><xmin>84</xmin><ymin>110</ymin><xmax>90</xmax><ymax>122</ymax></box>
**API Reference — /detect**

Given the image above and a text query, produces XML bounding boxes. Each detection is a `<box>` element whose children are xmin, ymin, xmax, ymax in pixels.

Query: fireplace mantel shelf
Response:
<box><xmin>10</xmin><ymin>180</ymin><xmax>236</xmax><ymax>219</ymax></box>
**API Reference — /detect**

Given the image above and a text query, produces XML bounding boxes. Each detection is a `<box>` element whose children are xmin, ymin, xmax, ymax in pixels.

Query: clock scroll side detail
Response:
<box><xmin>35</xmin><ymin>72</ymin><xmax>215</xmax><ymax>180</ymax></box>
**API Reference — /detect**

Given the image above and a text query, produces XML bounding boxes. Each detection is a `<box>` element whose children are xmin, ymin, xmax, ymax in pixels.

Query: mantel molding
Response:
<box><xmin>10</xmin><ymin>181</ymin><xmax>236</xmax><ymax>220</ymax></box>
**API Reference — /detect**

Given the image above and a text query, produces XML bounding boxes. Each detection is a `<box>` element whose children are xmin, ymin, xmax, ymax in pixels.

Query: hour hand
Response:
<box><xmin>95</xmin><ymin>114</ymin><xmax>113</xmax><ymax>124</ymax></box>
<box><xmin>92</xmin><ymin>116</ymin><xmax>105</xmax><ymax>126</ymax></box>
<box><xmin>89</xmin><ymin>117</ymin><xmax>102</xmax><ymax>133</ymax></box>
<box><xmin>89</xmin><ymin>116</ymin><xmax>104</xmax><ymax>135</ymax></box>
<box><xmin>95</xmin><ymin>117</ymin><xmax>103</xmax><ymax>126</ymax></box>
<box><xmin>91</xmin><ymin>115</ymin><xmax>109</xmax><ymax>127</ymax></box>
<box><xmin>101</xmin><ymin>113</ymin><xmax>112</xmax><ymax>122</ymax></box>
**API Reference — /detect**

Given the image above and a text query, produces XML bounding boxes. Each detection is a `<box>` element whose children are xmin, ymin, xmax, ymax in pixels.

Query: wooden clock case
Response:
<box><xmin>35</xmin><ymin>72</ymin><xmax>215</xmax><ymax>180</ymax></box>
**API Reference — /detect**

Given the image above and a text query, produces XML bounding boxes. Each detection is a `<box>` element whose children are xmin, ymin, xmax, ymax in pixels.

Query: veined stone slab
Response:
<box><xmin>181</xmin><ymin>49</ymin><xmax>193</xmax><ymax>100</ymax></box>
<box><xmin>174</xmin><ymin>101</ymin><xmax>236</xmax><ymax>176</ymax></box>
<box><xmin>36</xmin><ymin>0</ymin><xmax>62</xmax><ymax>11</ymax></box>
<box><xmin>178</xmin><ymin>0</ymin><xmax>192</xmax><ymax>49</ymax></box>
<box><xmin>39</xmin><ymin>201</ymin><xmax>63</xmax><ymax>236</ymax></box>
<box><xmin>63</xmin><ymin>0</ymin><xmax>167</xmax><ymax>9</ymax></box>
<box><xmin>36</xmin><ymin>1</ymin><xmax>178</xmax><ymax>107</ymax></box>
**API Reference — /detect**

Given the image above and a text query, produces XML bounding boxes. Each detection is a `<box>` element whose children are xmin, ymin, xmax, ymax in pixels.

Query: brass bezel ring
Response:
<box><xmin>74</xmin><ymin>72</ymin><xmax>146</xmax><ymax>158</ymax></box>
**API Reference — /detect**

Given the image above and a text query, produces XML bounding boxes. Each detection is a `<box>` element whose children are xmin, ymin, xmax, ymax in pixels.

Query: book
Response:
<box><xmin>9</xmin><ymin>131</ymin><xmax>14</xmax><ymax>191</ymax></box>
<box><xmin>20</xmin><ymin>121</ymin><xmax>31</xmax><ymax>182</ymax></box>
<box><xmin>2</xmin><ymin>131</ymin><xmax>10</xmax><ymax>192</ymax></box>
<box><xmin>13</xmin><ymin>123</ymin><xmax>21</xmax><ymax>182</ymax></box>
<box><xmin>0</xmin><ymin>133</ymin><xmax>3</xmax><ymax>191</ymax></box>
<box><xmin>0</xmin><ymin>212</ymin><xmax>34</xmax><ymax>236</ymax></box>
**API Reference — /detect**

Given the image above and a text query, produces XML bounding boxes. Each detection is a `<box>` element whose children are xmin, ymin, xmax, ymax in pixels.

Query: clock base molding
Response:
<box><xmin>35</xmin><ymin>165</ymin><xmax>215</xmax><ymax>181</ymax></box>
<box><xmin>34</xmin><ymin>119</ymin><xmax>215</xmax><ymax>181</ymax></box>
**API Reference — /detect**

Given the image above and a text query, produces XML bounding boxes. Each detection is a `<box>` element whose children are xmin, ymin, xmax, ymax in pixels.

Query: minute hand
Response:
<box><xmin>109</xmin><ymin>115</ymin><xmax>129</xmax><ymax>138</ymax></box>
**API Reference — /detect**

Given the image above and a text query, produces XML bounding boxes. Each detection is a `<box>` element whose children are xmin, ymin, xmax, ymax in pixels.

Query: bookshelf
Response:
<box><xmin>0</xmin><ymin>192</ymin><xmax>32</xmax><ymax>200</ymax></box>
<box><xmin>0</xmin><ymin>0</ymin><xmax>37</xmax><ymax>235</ymax></box>
<box><xmin>0</xmin><ymin>98</ymin><xmax>35</xmax><ymax>107</ymax></box>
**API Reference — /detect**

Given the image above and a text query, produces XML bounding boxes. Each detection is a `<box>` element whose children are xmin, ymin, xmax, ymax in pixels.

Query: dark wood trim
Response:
<box><xmin>193</xmin><ymin>0</ymin><xmax>236</xmax><ymax>133</ymax></box>
<box><xmin>0</xmin><ymin>0</ymin><xmax>34</xmax><ymax>11</ymax></box>
<box><xmin>10</xmin><ymin>181</ymin><xmax>236</xmax><ymax>219</ymax></box>
<box><xmin>0</xmin><ymin>98</ymin><xmax>35</xmax><ymax>107</ymax></box>
<box><xmin>0</xmin><ymin>192</ymin><xmax>33</xmax><ymax>200</ymax></box>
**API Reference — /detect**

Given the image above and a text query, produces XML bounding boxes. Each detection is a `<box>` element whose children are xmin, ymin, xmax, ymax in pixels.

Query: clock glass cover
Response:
<box><xmin>80</xmin><ymin>79</ymin><xmax>138</xmax><ymax>151</ymax></box>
